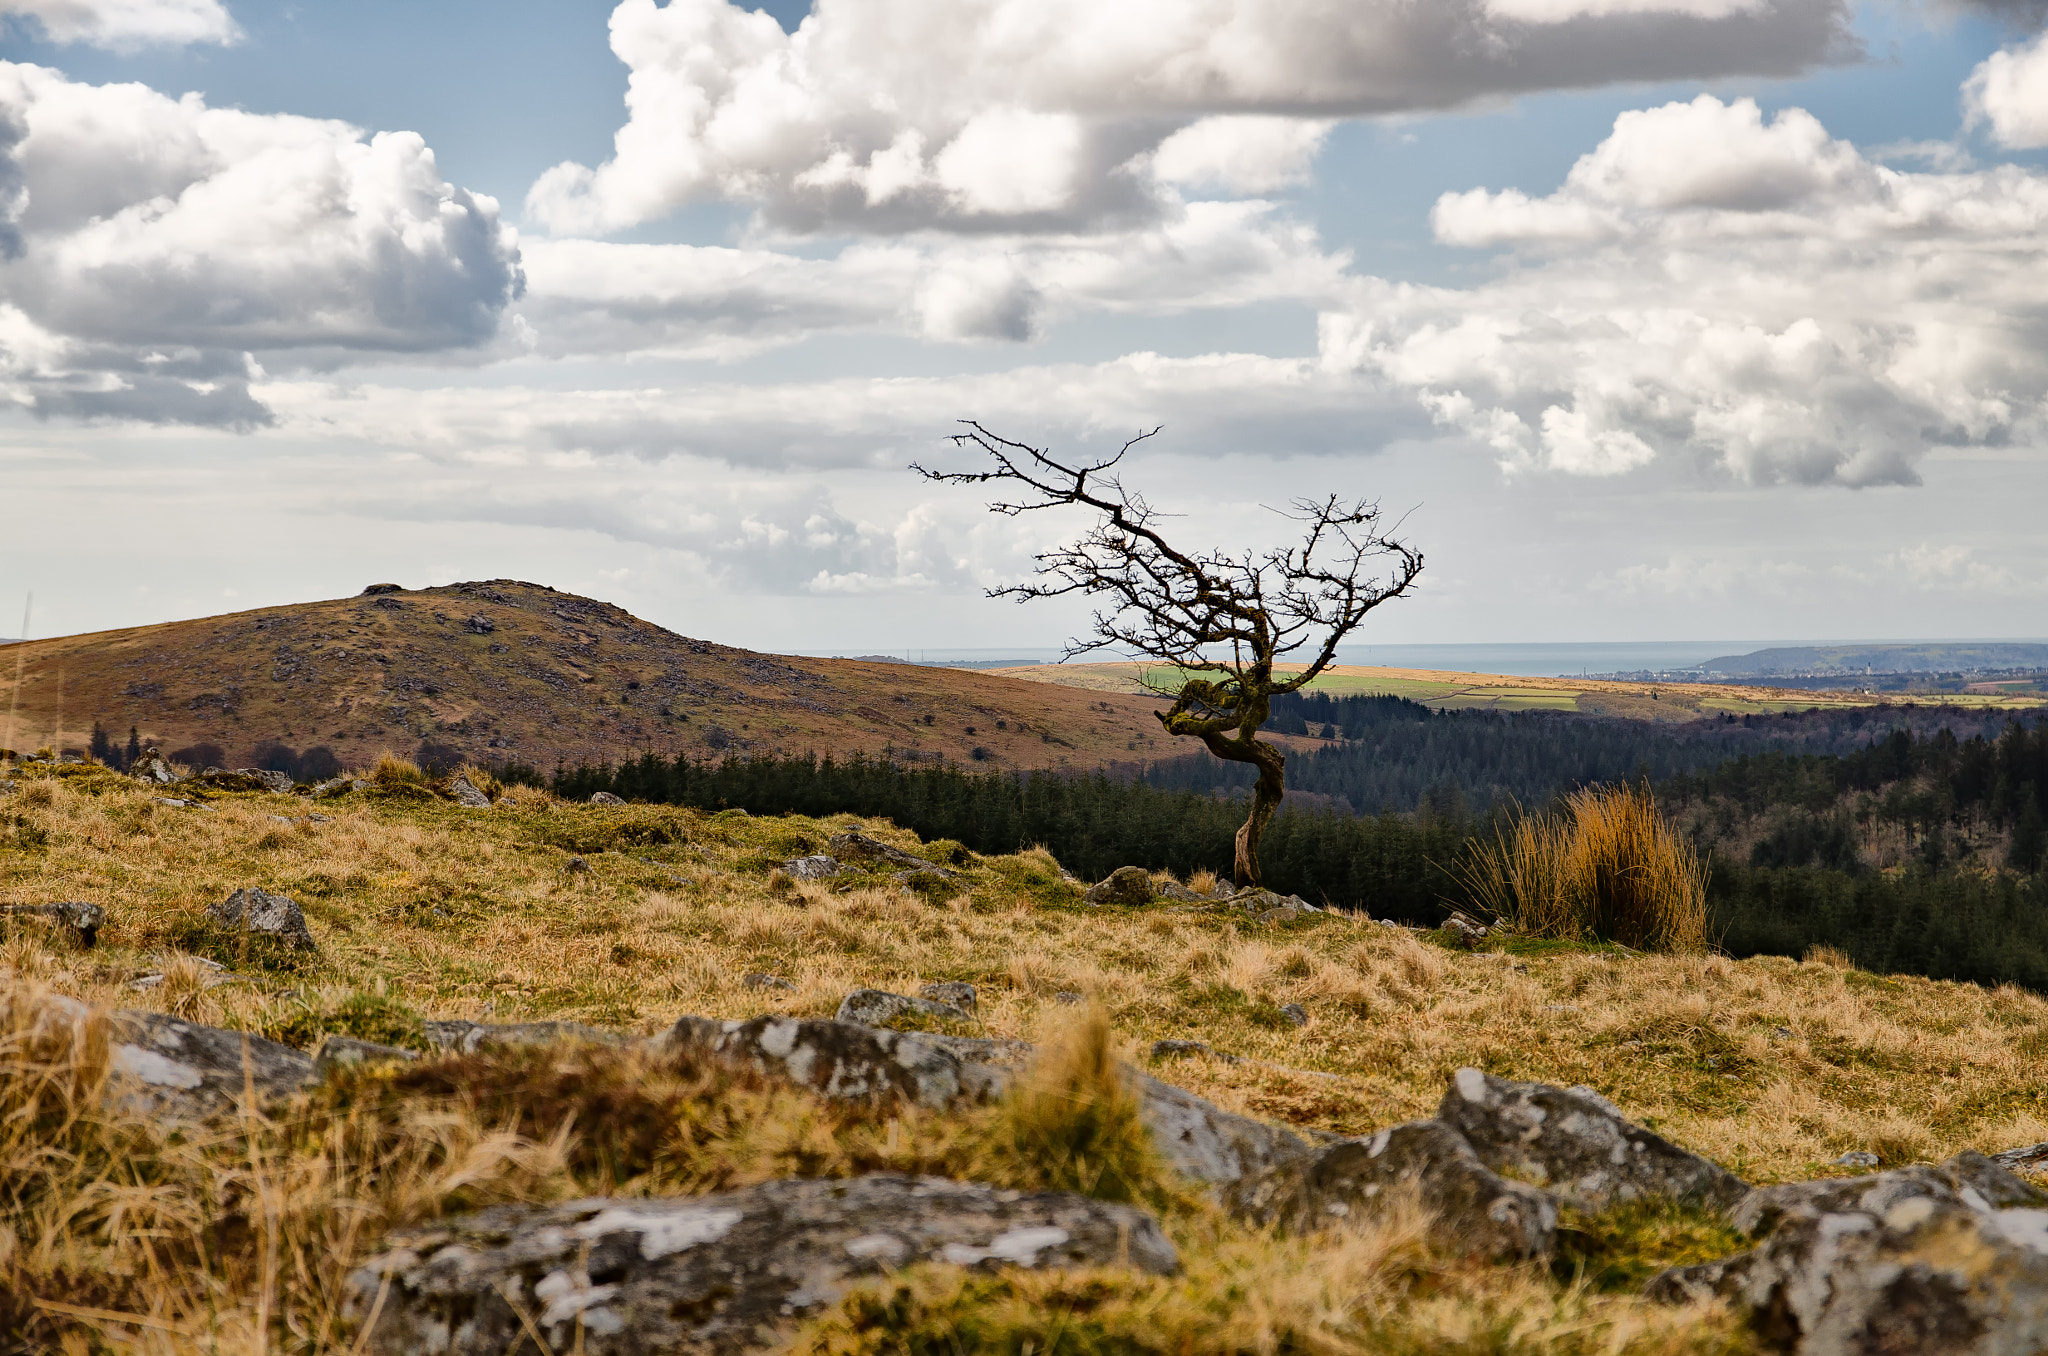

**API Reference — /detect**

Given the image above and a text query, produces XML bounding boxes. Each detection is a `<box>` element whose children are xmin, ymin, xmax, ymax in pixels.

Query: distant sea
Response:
<box><xmin>799</xmin><ymin>640</ymin><xmax>2043</xmax><ymax>680</ymax></box>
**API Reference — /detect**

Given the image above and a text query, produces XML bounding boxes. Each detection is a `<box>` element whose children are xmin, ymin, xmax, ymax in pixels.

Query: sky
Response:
<box><xmin>3</xmin><ymin>0</ymin><xmax>2048</xmax><ymax>655</ymax></box>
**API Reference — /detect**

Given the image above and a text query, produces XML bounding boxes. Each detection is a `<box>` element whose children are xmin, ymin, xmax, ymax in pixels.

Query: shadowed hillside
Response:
<box><xmin>0</xmin><ymin>580</ymin><xmax>1180</xmax><ymax>774</ymax></box>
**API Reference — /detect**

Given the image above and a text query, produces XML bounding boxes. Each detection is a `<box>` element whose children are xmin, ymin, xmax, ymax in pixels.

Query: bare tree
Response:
<box><xmin>916</xmin><ymin>421</ymin><xmax>1423</xmax><ymax>888</ymax></box>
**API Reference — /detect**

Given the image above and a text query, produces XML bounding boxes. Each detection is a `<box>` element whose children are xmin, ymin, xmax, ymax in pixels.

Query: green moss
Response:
<box><xmin>163</xmin><ymin>914</ymin><xmax>318</xmax><ymax>975</ymax></box>
<box><xmin>1550</xmin><ymin>1199</ymin><xmax>1750</xmax><ymax>1293</ymax></box>
<box><xmin>268</xmin><ymin>990</ymin><xmax>430</xmax><ymax>1052</ymax></box>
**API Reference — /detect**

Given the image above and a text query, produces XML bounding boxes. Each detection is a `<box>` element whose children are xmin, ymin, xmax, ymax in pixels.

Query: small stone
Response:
<box><xmin>742</xmin><ymin>973</ymin><xmax>795</xmax><ymax>991</ymax></box>
<box><xmin>206</xmin><ymin>888</ymin><xmax>316</xmax><ymax>951</ymax></box>
<box><xmin>1278</xmin><ymin>1003</ymin><xmax>1309</xmax><ymax>1027</ymax></box>
<box><xmin>782</xmin><ymin>854</ymin><xmax>842</xmax><ymax>881</ymax></box>
<box><xmin>1085</xmin><ymin>866</ymin><xmax>1157</xmax><ymax>906</ymax></box>
<box><xmin>1834</xmin><ymin>1150</ymin><xmax>1881</xmax><ymax>1169</ymax></box>
<box><xmin>1772</xmin><ymin>1026</ymin><xmax>1794</xmax><ymax>1038</ymax></box>
<box><xmin>919</xmin><ymin>981</ymin><xmax>977</xmax><ymax>1013</ymax></box>
<box><xmin>1052</xmin><ymin>991</ymin><xmax>1085</xmax><ymax>1005</ymax></box>
<box><xmin>589</xmin><ymin>791</ymin><xmax>625</xmax><ymax>806</ymax></box>
<box><xmin>828</xmin><ymin>830</ymin><xmax>947</xmax><ymax>872</ymax></box>
<box><xmin>448</xmin><ymin>775</ymin><xmax>491</xmax><ymax>808</ymax></box>
<box><xmin>564</xmin><ymin>856</ymin><xmax>591</xmax><ymax>873</ymax></box>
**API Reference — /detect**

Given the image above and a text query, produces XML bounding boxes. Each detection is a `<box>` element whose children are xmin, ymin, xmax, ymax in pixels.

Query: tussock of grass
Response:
<box><xmin>1460</xmin><ymin>785</ymin><xmax>1709</xmax><ymax>953</ymax></box>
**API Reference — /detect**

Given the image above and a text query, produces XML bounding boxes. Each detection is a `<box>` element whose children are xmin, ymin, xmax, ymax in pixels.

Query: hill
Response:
<box><xmin>0</xmin><ymin>581</ymin><xmax>1183</xmax><ymax>775</ymax></box>
<box><xmin>1693</xmin><ymin>642</ymin><xmax>2048</xmax><ymax>678</ymax></box>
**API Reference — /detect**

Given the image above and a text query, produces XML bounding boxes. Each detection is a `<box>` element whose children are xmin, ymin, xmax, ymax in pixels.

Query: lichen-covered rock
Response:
<box><xmin>1994</xmin><ymin>1142</ymin><xmax>2048</xmax><ymax>1176</ymax></box>
<box><xmin>919</xmin><ymin>981</ymin><xmax>977</xmax><ymax>1012</ymax></box>
<box><xmin>1728</xmin><ymin>1151</ymin><xmax>2046</xmax><ymax>1236</ymax></box>
<box><xmin>656</xmin><ymin>1014</ymin><xmax>995</xmax><ymax>1108</ymax></box>
<box><xmin>782</xmin><ymin>853</ymin><xmax>842</xmax><ymax>881</ymax></box>
<box><xmin>0</xmin><ymin>901</ymin><xmax>105</xmax><ymax>947</ymax></box>
<box><xmin>1650</xmin><ymin>1197</ymin><xmax>2048</xmax><ymax>1354</ymax></box>
<box><xmin>827</xmin><ymin>830</ymin><xmax>944</xmax><ymax>872</ymax></box>
<box><xmin>589</xmin><ymin>791</ymin><xmax>625</xmax><ymax>806</ymax></box>
<box><xmin>1227</xmin><ymin>1119</ymin><xmax>1559</xmax><ymax>1260</ymax></box>
<box><xmin>207</xmin><ymin>887</ymin><xmax>317</xmax><ymax>951</ymax></box>
<box><xmin>316</xmin><ymin>1036</ymin><xmax>421</xmax><ymax>1071</ymax></box>
<box><xmin>129</xmin><ymin>750</ymin><xmax>179</xmax><ymax>785</ymax></box>
<box><xmin>447</xmin><ymin>776</ymin><xmax>491</xmax><ymax>808</ymax></box>
<box><xmin>192</xmin><ymin>768</ymin><xmax>294</xmax><ymax>794</ymax></box>
<box><xmin>836</xmin><ymin>988</ymin><xmax>971</xmax><ymax>1026</ymax></box>
<box><xmin>1438</xmin><ymin>1067</ymin><xmax>1748</xmax><ymax>1211</ymax></box>
<box><xmin>1131</xmin><ymin>1069</ymin><xmax>1312</xmax><ymax>1186</ymax></box>
<box><xmin>346</xmin><ymin>1175</ymin><xmax>1178</xmax><ymax>1356</ymax></box>
<box><xmin>422</xmin><ymin>1019</ymin><xmax>622</xmax><ymax>1055</ymax></box>
<box><xmin>1085</xmin><ymin>866</ymin><xmax>1156</xmax><ymax>906</ymax></box>
<box><xmin>104</xmin><ymin>1010</ymin><xmax>317</xmax><ymax>1117</ymax></box>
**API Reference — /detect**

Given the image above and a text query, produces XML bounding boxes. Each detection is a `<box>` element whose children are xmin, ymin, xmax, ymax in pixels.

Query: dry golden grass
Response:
<box><xmin>1460</xmin><ymin>785</ymin><xmax>1709</xmax><ymax>953</ymax></box>
<box><xmin>5</xmin><ymin>756</ymin><xmax>2048</xmax><ymax>1351</ymax></box>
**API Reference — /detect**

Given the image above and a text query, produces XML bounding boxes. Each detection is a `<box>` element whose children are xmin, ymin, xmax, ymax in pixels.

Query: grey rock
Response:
<box><xmin>130</xmin><ymin>751</ymin><xmax>180</xmax><ymax>785</ymax></box>
<box><xmin>658</xmin><ymin>1014</ymin><xmax>996</xmax><ymax>1108</ymax></box>
<box><xmin>781</xmin><ymin>853</ymin><xmax>842</xmax><ymax>881</ymax></box>
<box><xmin>1994</xmin><ymin>1142</ymin><xmax>2048</xmax><ymax>1176</ymax></box>
<box><xmin>1228</xmin><ymin>1119</ymin><xmax>1559</xmax><ymax>1260</ymax></box>
<box><xmin>1443</xmin><ymin>916</ymin><xmax>1489</xmax><ymax>948</ymax></box>
<box><xmin>1154</xmin><ymin>880</ymin><xmax>1206</xmax><ymax>902</ymax></box>
<box><xmin>1438</xmin><ymin>1067</ymin><xmax>1749</xmax><ymax>1212</ymax></box>
<box><xmin>1235</xmin><ymin>888</ymin><xmax>1320</xmax><ymax>915</ymax></box>
<box><xmin>465</xmin><ymin>614</ymin><xmax>495</xmax><ymax>634</ymax></box>
<box><xmin>589</xmin><ymin>791</ymin><xmax>626</xmax><ymax>806</ymax></box>
<box><xmin>1649</xmin><ymin>1196</ymin><xmax>2048</xmax><ymax>1354</ymax></box>
<box><xmin>741</xmin><ymin>973</ymin><xmax>794</xmax><ymax>991</ymax></box>
<box><xmin>827</xmin><ymin>830</ymin><xmax>945</xmax><ymax>872</ymax></box>
<box><xmin>565</xmin><ymin>855</ymin><xmax>591</xmax><ymax>873</ymax></box>
<box><xmin>1085</xmin><ymin>866</ymin><xmax>1156</xmax><ymax>906</ymax></box>
<box><xmin>346</xmin><ymin>1175</ymin><xmax>1177</xmax><ymax>1356</ymax></box>
<box><xmin>836</xmin><ymin>988</ymin><xmax>971</xmax><ymax>1027</ymax></box>
<box><xmin>360</xmin><ymin>583</ymin><xmax>404</xmax><ymax>595</ymax></box>
<box><xmin>0</xmin><ymin>901</ymin><xmax>105</xmax><ymax>947</ymax></box>
<box><xmin>316</xmin><ymin>1036</ymin><xmax>421</xmax><ymax>1071</ymax></box>
<box><xmin>1834</xmin><ymin>1151</ymin><xmax>1881</xmax><ymax>1169</ymax></box>
<box><xmin>448</xmin><ymin>776</ymin><xmax>491</xmax><ymax>808</ymax></box>
<box><xmin>919</xmin><ymin>981</ymin><xmax>977</xmax><ymax>1013</ymax></box>
<box><xmin>192</xmin><ymin>768</ymin><xmax>294</xmax><ymax>794</ymax></box>
<box><xmin>1051</xmin><ymin>990</ymin><xmax>1085</xmax><ymax>1005</ymax></box>
<box><xmin>422</xmin><ymin>1020</ymin><xmax>623</xmax><ymax>1056</ymax></box>
<box><xmin>1130</xmin><ymin>1070</ymin><xmax>1312</xmax><ymax>1186</ymax></box>
<box><xmin>310</xmin><ymin>776</ymin><xmax>354</xmax><ymax>799</ymax></box>
<box><xmin>1278</xmin><ymin>1003</ymin><xmax>1309</xmax><ymax>1027</ymax></box>
<box><xmin>1729</xmin><ymin>1151</ymin><xmax>2047</xmax><ymax>1237</ymax></box>
<box><xmin>207</xmin><ymin>887</ymin><xmax>317</xmax><ymax>951</ymax></box>
<box><xmin>104</xmin><ymin>1009</ymin><xmax>317</xmax><ymax>1117</ymax></box>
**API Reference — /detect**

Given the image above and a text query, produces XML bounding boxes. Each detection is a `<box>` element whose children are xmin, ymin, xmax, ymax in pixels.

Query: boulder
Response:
<box><xmin>207</xmin><ymin>888</ymin><xmax>317</xmax><ymax>951</ymax></box>
<box><xmin>129</xmin><ymin>749</ymin><xmax>179</xmax><ymax>785</ymax></box>
<box><xmin>1649</xmin><ymin>1196</ymin><xmax>2048</xmax><ymax>1354</ymax></box>
<box><xmin>1227</xmin><ymin>1119</ymin><xmax>1560</xmax><ymax>1260</ymax></box>
<box><xmin>361</xmin><ymin>583</ymin><xmax>404</xmax><ymax>595</ymax></box>
<box><xmin>1085</xmin><ymin>866</ymin><xmax>1156</xmax><ymax>906</ymax></box>
<box><xmin>448</xmin><ymin>776</ymin><xmax>491</xmax><ymax>808</ymax></box>
<box><xmin>309</xmin><ymin>776</ymin><xmax>356</xmax><ymax>799</ymax></box>
<box><xmin>465</xmin><ymin>614</ymin><xmax>495</xmax><ymax>634</ymax></box>
<box><xmin>1278</xmin><ymin>1003</ymin><xmax>1309</xmax><ymax>1027</ymax></box>
<box><xmin>1437</xmin><ymin>1067</ymin><xmax>1749</xmax><ymax>1212</ymax></box>
<box><xmin>919</xmin><ymin>981</ymin><xmax>977</xmax><ymax>1013</ymax></box>
<box><xmin>835</xmin><ymin>988</ymin><xmax>971</xmax><ymax>1027</ymax></box>
<box><xmin>192</xmin><ymin>768</ymin><xmax>294</xmax><ymax>794</ymax></box>
<box><xmin>1995</xmin><ymin>1142</ymin><xmax>2048</xmax><ymax>1176</ymax></box>
<box><xmin>827</xmin><ymin>830</ymin><xmax>946</xmax><ymax>873</ymax></box>
<box><xmin>1728</xmin><ymin>1152</ymin><xmax>2046</xmax><ymax>1237</ymax></box>
<box><xmin>422</xmin><ymin>1020</ymin><xmax>623</xmax><ymax>1056</ymax></box>
<box><xmin>589</xmin><ymin>791</ymin><xmax>626</xmax><ymax>806</ymax></box>
<box><xmin>0</xmin><ymin>901</ymin><xmax>105</xmax><ymax>947</ymax></box>
<box><xmin>741</xmin><ymin>973</ymin><xmax>794</xmax><ymax>991</ymax></box>
<box><xmin>1154</xmin><ymin>880</ymin><xmax>1207</xmax><ymax>903</ymax></box>
<box><xmin>1130</xmin><ymin>1069</ymin><xmax>1312</xmax><ymax>1187</ymax></box>
<box><xmin>1443</xmin><ymin>916</ymin><xmax>1489</xmax><ymax>948</ymax></box>
<box><xmin>657</xmin><ymin>1014</ymin><xmax>995</xmax><ymax>1108</ymax></box>
<box><xmin>316</xmin><ymin>1036</ymin><xmax>421</xmax><ymax>1071</ymax></box>
<box><xmin>346</xmin><ymin>1175</ymin><xmax>1177</xmax><ymax>1356</ymax></box>
<box><xmin>104</xmin><ymin>1009</ymin><xmax>317</xmax><ymax>1117</ymax></box>
<box><xmin>781</xmin><ymin>854</ymin><xmax>842</xmax><ymax>881</ymax></box>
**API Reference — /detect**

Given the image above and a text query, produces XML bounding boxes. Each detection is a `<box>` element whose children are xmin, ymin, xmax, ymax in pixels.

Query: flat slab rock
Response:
<box><xmin>423</xmin><ymin>1019</ymin><xmax>624</xmax><ymax>1055</ymax></box>
<box><xmin>835</xmin><ymin>988</ymin><xmax>971</xmax><ymax>1026</ymax></box>
<box><xmin>1729</xmin><ymin>1151</ymin><xmax>2047</xmax><ymax>1236</ymax></box>
<box><xmin>105</xmin><ymin>1009</ymin><xmax>317</xmax><ymax>1116</ymax></box>
<box><xmin>1438</xmin><ymin>1067</ymin><xmax>1749</xmax><ymax>1212</ymax></box>
<box><xmin>1651</xmin><ymin>1195</ymin><xmax>2048</xmax><ymax>1355</ymax></box>
<box><xmin>347</xmin><ymin>1174</ymin><xmax>1178</xmax><ymax>1356</ymax></box>
<box><xmin>1226</xmin><ymin>1118</ymin><xmax>1558</xmax><ymax>1260</ymax></box>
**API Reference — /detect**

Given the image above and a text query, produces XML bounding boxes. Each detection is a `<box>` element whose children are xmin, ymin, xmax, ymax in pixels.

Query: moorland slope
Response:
<box><xmin>0</xmin><ymin>581</ymin><xmax>1182</xmax><ymax>774</ymax></box>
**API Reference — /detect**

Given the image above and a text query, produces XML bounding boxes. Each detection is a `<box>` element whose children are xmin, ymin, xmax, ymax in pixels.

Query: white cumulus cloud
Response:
<box><xmin>1324</xmin><ymin>95</ymin><xmax>2048</xmax><ymax>486</ymax></box>
<box><xmin>526</xmin><ymin>0</ymin><xmax>1855</xmax><ymax>237</ymax></box>
<box><xmin>0</xmin><ymin>0</ymin><xmax>237</xmax><ymax>48</ymax></box>
<box><xmin>0</xmin><ymin>62</ymin><xmax>522</xmax><ymax>424</ymax></box>
<box><xmin>1966</xmin><ymin>30</ymin><xmax>2048</xmax><ymax>148</ymax></box>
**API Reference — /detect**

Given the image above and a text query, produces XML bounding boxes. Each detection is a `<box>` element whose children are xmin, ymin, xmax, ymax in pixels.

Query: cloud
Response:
<box><xmin>1966</xmin><ymin>30</ymin><xmax>2048</xmax><ymax>147</ymax></box>
<box><xmin>0</xmin><ymin>0</ymin><xmax>237</xmax><ymax>49</ymax></box>
<box><xmin>1322</xmin><ymin>95</ymin><xmax>2048</xmax><ymax>486</ymax></box>
<box><xmin>526</xmin><ymin>0</ymin><xmax>1855</xmax><ymax>237</ymax></box>
<box><xmin>0</xmin><ymin>63</ymin><xmax>522</xmax><ymax>425</ymax></box>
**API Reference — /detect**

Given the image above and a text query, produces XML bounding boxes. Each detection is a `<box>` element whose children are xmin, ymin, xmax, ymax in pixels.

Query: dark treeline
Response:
<box><xmin>1140</xmin><ymin>690</ymin><xmax>2010</xmax><ymax>818</ymax></box>
<box><xmin>546</xmin><ymin>751</ymin><xmax>1468</xmax><ymax>921</ymax></box>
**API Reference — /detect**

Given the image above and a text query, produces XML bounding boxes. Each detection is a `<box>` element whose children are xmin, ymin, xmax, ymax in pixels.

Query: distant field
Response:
<box><xmin>983</xmin><ymin>661</ymin><xmax>2047</xmax><ymax>723</ymax></box>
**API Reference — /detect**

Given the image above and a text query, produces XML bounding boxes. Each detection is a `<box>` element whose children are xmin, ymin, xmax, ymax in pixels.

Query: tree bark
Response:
<box><xmin>1204</xmin><ymin>733</ymin><xmax>1286</xmax><ymax>887</ymax></box>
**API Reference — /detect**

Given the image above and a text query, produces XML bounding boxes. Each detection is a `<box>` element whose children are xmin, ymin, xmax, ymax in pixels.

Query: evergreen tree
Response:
<box><xmin>124</xmin><ymin>726</ymin><xmax>141</xmax><ymax>771</ymax></box>
<box><xmin>88</xmin><ymin>721</ymin><xmax>112</xmax><ymax>764</ymax></box>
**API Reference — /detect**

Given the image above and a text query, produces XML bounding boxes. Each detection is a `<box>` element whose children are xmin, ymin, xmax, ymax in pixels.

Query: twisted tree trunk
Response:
<box><xmin>1203</xmin><ymin>731</ymin><xmax>1286</xmax><ymax>887</ymax></box>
